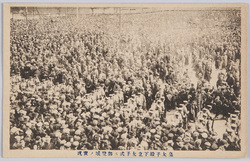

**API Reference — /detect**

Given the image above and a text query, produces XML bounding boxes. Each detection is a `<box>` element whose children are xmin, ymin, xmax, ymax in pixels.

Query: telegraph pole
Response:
<box><xmin>66</xmin><ymin>7</ymin><xmax>68</xmax><ymax>18</ymax></box>
<box><xmin>25</xmin><ymin>7</ymin><xmax>28</xmax><ymax>23</ymax></box>
<box><xmin>119</xmin><ymin>8</ymin><xmax>121</xmax><ymax>33</ymax></box>
<box><xmin>77</xmin><ymin>7</ymin><xmax>79</xmax><ymax>19</ymax></box>
<box><xmin>25</xmin><ymin>6</ymin><xmax>28</xmax><ymax>32</ymax></box>
<box><xmin>33</xmin><ymin>7</ymin><xmax>34</xmax><ymax>19</ymax></box>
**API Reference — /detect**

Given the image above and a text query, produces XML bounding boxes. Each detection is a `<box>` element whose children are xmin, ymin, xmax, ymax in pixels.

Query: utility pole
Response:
<box><xmin>77</xmin><ymin>7</ymin><xmax>79</xmax><ymax>19</ymax></box>
<box><xmin>66</xmin><ymin>7</ymin><xmax>68</xmax><ymax>18</ymax></box>
<box><xmin>25</xmin><ymin>7</ymin><xmax>28</xmax><ymax>23</ymax></box>
<box><xmin>119</xmin><ymin>8</ymin><xmax>121</xmax><ymax>33</ymax></box>
<box><xmin>58</xmin><ymin>7</ymin><xmax>61</xmax><ymax>17</ymax></box>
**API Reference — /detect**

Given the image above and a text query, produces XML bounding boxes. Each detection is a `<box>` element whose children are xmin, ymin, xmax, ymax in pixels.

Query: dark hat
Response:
<box><xmin>163</xmin><ymin>136</ymin><xmax>168</xmax><ymax>142</ymax></box>
<box><xmin>221</xmin><ymin>139</ymin><xmax>228</xmax><ymax>145</ymax></box>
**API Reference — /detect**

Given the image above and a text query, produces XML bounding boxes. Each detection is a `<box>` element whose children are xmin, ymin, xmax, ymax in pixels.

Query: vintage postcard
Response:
<box><xmin>3</xmin><ymin>3</ymin><xmax>247</xmax><ymax>158</ymax></box>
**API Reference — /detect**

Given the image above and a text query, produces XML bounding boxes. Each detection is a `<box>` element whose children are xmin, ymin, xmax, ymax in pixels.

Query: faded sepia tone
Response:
<box><xmin>3</xmin><ymin>3</ymin><xmax>247</xmax><ymax>158</ymax></box>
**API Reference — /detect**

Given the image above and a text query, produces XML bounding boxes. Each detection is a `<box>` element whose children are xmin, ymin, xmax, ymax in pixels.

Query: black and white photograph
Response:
<box><xmin>3</xmin><ymin>3</ymin><xmax>247</xmax><ymax>158</ymax></box>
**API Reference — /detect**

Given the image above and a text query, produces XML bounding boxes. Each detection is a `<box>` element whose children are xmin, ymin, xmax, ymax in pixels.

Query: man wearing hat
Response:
<box><xmin>195</xmin><ymin>117</ymin><xmax>207</xmax><ymax>133</ymax></box>
<box><xmin>197</xmin><ymin>105</ymin><xmax>213</xmax><ymax>132</ymax></box>
<box><xmin>100</xmin><ymin>139</ymin><xmax>112</xmax><ymax>150</ymax></box>
<box><xmin>170</xmin><ymin>111</ymin><xmax>183</xmax><ymax>127</ymax></box>
<box><xmin>41</xmin><ymin>135</ymin><xmax>54</xmax><ymax>149</ymax></box>
<box><xmin>157</xmin><ymin>99</ymin><xmax>165</xmax><ymax>121</ymax></box>
<box><xmin>226</xmin><ymin>127</ymin><xmax>240</xmax><ymax>150</ymax></box>
<box><xmin>211</xmin><ymin>142</ymin><xmax>218</xmax><ymax>151</ymax></box>
<box><xmin>217</xmin><ymin>139</ymin><xmax>229</xmax><ymax>151</ymax></box>
<box><xmin>183</xmin><ymin>136</ymin><xmax>193</xmax><ymax>150</ymax></box>
<box><xmin>227</xmin><ymin>113</ymin><xmax>240</xmax><ymax>133</ymax></box>
<box><xmin>150</xmin><ymin>134</ymin><xmax>162</xmax><ymax>150</ymax></box>
<box><xmin>174</xmin><ymin>136</ymin><xmax>184</xmax><ymax>150</ymax></box>
<box><xmin>233</xmin><ymin>80</ymin><xmax>240</xmax><ymax>97</ymax></box>
<box><xmin>166</xmin><ymin>140</ymin><xmax>174</xmax><ymax>150</ymax></box>
<box><xmin>230</xmin><ymin>123</ymin><xmax>238</xmax><ymax>136</ymax></box>
<box><xmin>193</xmin><ymin>139</ymin><xmax>202</xmax><ymax>150</ymax></box>
<box><xmin>139</xmin><ymin>134</ymin><xmax>149</xmax><ymax>150</ymax></box>
<box><xmin>178</xmin><ymin>103</ymin><xmax>189</xmax><ymax>129</ymax></box>
<box><xmin>203</xmin><ymin>142</ymin><xmax>211</xmax><ymax>151</ymax></box>
<box><xmin>128</xmin><ymin>94</ymin><xmax>137</xmax><ymax>112</ymax></box>
<box><xmin>64</xmin><ymin>142</ymin><xmax>71</xmax><ymax>150</ymax></box>
<box><xmin>135</xmin><ymin>90</ymin><xmax>146</xmax><ymax>110</ymax></box>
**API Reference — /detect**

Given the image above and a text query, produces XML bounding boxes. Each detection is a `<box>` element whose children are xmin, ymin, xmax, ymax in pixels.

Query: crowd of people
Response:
<box><xmin>10</xmin><ymin>9</ymin><xmax>241</xmax><ymax>151</ymax></box>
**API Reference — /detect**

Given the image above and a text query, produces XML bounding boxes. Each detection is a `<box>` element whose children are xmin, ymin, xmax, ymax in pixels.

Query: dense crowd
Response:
<box><xmin>10</xmin><ymin>10</ymin><xmax>241</xmax><ymax>151</ymax></box>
